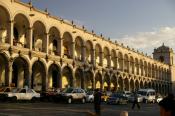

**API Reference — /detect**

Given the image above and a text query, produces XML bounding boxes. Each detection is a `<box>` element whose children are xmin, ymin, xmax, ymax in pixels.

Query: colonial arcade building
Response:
<box><xmin>0</xmin><ymin>0</ymin><xmax>174</xmax><ymax>95</ymax></box>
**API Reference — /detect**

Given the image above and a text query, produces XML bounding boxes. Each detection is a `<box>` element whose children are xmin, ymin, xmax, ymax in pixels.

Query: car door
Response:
<box><xmin>26</xmin><ymin>89</ymin><xmax>33</xmax><ymax>100</ymax></box>
<box><xmin>18</xmin><ymin>89</ymin><xmax>26</xmax><ymax>100</ymax></box>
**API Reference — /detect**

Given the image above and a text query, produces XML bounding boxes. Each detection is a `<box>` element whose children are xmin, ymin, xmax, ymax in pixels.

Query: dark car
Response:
<box><xmin>107</xmin><ymin>93</ymin><xmax>128</xmax><ymax>104</ymax></box>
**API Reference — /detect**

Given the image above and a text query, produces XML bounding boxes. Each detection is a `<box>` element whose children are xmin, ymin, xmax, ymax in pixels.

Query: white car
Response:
<box><xmin>128</xmin><ymin>94</ymin><xmax>143</xmax><ymax>103</ymax></box>
<box><xmin>6</xmin><ymin>88</ymin><xmax>40</xmax><ymax>101</ymax></box>
<box><xmin>156</xmin><ymin>95</ymin><xmax>163</xmax><ymax>103</ymax></box>
<box><xmin>86</xmin><ymin>91</ymin><xmax>94</xmax><ymax>103</ymax></box>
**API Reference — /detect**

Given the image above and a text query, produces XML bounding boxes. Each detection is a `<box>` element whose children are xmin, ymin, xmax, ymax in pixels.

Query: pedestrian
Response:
<box><xmin>94</xmin><ymin>89</ymin><xmax>102</xmax><ymax>116</ymax></box>
<box><xmin>132</xmin><ymin>91</ymin><xmax>140</xmax><ymax>109</ymax></box>
<box><xmin>159</xmin><ymin>93</ymin><xmax>175</xmax><ymax>116</ymax></box>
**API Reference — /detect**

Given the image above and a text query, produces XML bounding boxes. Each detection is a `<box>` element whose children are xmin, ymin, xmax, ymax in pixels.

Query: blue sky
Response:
<box><xmin>21</xmin><ymin>0</ymin><xmax>175</xmax><ymax>55</ymax></box>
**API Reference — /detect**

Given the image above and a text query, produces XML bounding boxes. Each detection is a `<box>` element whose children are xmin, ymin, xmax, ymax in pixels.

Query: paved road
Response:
<box><xmin>0</xmin><ymin>102</ymin><xmax>160</xmax><ymax>116</ymax></box>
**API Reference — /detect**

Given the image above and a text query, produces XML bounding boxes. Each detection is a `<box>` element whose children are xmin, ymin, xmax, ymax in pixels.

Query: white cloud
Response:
<box><xmin>116</xmin><ymin>27</ymin><xmax>175</xmax><ymax>56</ymax></box>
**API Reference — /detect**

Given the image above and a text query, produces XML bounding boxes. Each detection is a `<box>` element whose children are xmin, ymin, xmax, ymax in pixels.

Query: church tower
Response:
<box><xmin>153</xmin><ymin>43</ymin><xmax>174</xmax><ymax>65</ymax></box>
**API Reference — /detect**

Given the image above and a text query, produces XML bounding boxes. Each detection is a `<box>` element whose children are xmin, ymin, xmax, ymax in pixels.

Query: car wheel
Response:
<box><xmin>145</xmin><ymin>99</ymin><xmax>148</xmax><ymax>104</ymax></box>
<box><xmin>90</xmin><ymin>99</ymin><xmax>93</xmax><ymax>103</ymax></box>
<box><xmin>11</xmin><ymin>96</ymin><xmax>17</xmax><ymax>102</ymax></box>
<box><xmin>31</xmin><ymin>97</ymin><xmax>37</xmax><ymax>103</ymax></box>
<box><xmin>68</xmin><ymin>98</ymin><xmax>72</xmax><ymax>104</ymax></box>
<box><xmin>82</xmin><ymin>98</ymin><xmax>85</xmax><ymax>104</ymax></box>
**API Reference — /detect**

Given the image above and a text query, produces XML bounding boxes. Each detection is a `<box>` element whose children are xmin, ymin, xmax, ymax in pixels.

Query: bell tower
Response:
<box><xmin>153</xmin><ymin>43</ymin><xmax>174</xmax><ymax>65</ymax></box>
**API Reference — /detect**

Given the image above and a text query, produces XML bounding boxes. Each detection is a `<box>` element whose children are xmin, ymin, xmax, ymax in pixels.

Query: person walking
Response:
<box><xmin>132</xmin><ymin>91</ymin><xmax>140</xmax><ymax>109</ymax></box>
<box><xmin>94</xmin><ymin>89</ymin><xmax>102</xmax><ymax>116</ymax></box>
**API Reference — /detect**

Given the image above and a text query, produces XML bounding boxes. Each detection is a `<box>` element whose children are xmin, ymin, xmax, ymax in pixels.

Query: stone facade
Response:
<box><xmin>0</xmin><ymin>0</ymin><xmax>173</xmax><ymax>94</ymax></box>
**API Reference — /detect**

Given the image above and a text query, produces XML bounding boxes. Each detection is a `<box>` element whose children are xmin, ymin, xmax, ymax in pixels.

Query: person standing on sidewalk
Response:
<box><xmin>132</xmin><ymin>91</ymin><xmax>140</xmax><ymax>109</ymax></box>
<box><xmin>94</xmin><ymin>89</ymin><xmax>102</xmax><ymax>116</ymax></box>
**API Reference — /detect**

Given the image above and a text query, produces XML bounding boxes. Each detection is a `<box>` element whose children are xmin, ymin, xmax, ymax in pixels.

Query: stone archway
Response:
<box><xmin>63</xmin><ymin>32</ymin><xmax>73</xmax><ymax>58</ymax></box>
<box><xmin>124</xmin><ymin>78</ymin><xmax>129</xmax><ymax>91</ymax></box>
<box><xmin>32</xmin><ymin>61</ymin><xmax>46</xmax><ymax>92</ymax></box>
<box><xmin>48</xmin><ymin>64</ymin><xmax>61</xmax><ymax>89</ymax></box>
<box><xmin>0</xmin><ymin>6</ymin><xmax>10</xmax><ymax>43</ymax></box>
<box><xmin>12</xmin><ymin>57</ymin><xmax>29</xmax><ymax>88</ymax></box>
<box><xmin>84</xmin><ymin>71</ymin><xmax>94</xmax><ymax>90</ymax></box>
<box><xmin>13</xmin><ymin>13</ymin><xmax>30</xmax><ymax>48</ymax></box>
<box><xmin>118</xmin><ymin>76</ymin><xmax>123</xmax><ymax>91</ymax></box>
<box><xmin>140</xmin><ymin>81</ymin><xmax>144</xmax><ymax>88</ymax></box>
<box><xmin>111</xmin><ymin>75</ymin><xmax>117</xmax><ymax>92</ymax></box>
<box><xmin>130</xmin><ymin>79</ymin><xmax>135</xmax><ymax>92</ymax></box>
<box><xmin>33</xmin><ymin>21</ymin><xmax>46</xmax><ymax>52</ymax></box>
<box><xmin>135</xmin><ymin>80</ymin><xmax>139</xmax><ymax>90</ymax></box>
<box><xmin>103</xmin><ymin>73</ymin><xmax>110</xmax><ymax>91</ymax></box>
<box><xmin>0</xmin><ymin>54</ymin><xmax>8</xmax><ymax>87</ymax></box>
<box><xmin>62</xmin><ymin>66</ymin><xmax>73</xmax><ymax>89</ymax></box>
<box><xmin>75</xmin><ymin>68</ymin><xmax>83</xmax><ymax>88</ymax></box>
<box><xmin>95</xmin><ymin>73</ymin><xmax>102</xmax><ymax>90</ymax></box>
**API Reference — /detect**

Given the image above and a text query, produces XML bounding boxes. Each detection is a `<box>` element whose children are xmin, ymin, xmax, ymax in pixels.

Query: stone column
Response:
<box><xmin>7</xmin><ymin>60</ymin><xmax>13</xmax><ymax>87</ymax></box>
<box><xmin>29</xmin><ymin>27</ymin><xmax>33</xmax><ymax>50</ymax></box>
<box><xmin>58</xmin><ymin>38</ymin><xmax>63</xmax><ymax>57</ymax></box>
<box><xmin>122</xmin><ymin>79</ymin><xmax>125</xmax><ymax>91</ymax></box>
<box><xmin>45</xmin><ymin>33</ymin><xmax>49</xmax><ymax>54</ymax></box>
<box><xmin>8</xmin><ymin>20</ymin><xmax>14</xmax><ymax>46</ymax></box>
<box><xmin>71</xmin><ymin>42</ymin><xmax>75</xmax><ymax>59</ymax></box>
<box><xmin>92</xmin><ymin>48</ymin><xmax>95</xmax><ymax>66</ymax></box>
<box><xmin>108</xmin><ymin>54</ymin><xmax>111</xmax><ymax>68</ymax></box>
<box><xmin>128</xmin><ymin>60</ymin><xmax>130</xmax><ymax>73</ymax></box>
<box><xmin>116</xmin><ymin>57</ymin><xmax>119</xmax><ymax>70</ymax></box>
<box><xmin>27</xmin><ymin>69</ymin><xmax>32</xmax><ymax>88</ymax></box>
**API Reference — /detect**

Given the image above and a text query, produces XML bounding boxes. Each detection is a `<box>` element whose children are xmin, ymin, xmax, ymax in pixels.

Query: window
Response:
<box><xmin>20</xmin><ymin>89</ymin><xmax>26</xmax><ymax>93</ymax></box>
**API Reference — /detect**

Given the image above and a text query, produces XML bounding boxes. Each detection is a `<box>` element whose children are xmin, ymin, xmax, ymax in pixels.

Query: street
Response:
<box><xmin>0</xmin><ymin>102</ymin><xmax>160</xmax><ymax>116</ymax></box>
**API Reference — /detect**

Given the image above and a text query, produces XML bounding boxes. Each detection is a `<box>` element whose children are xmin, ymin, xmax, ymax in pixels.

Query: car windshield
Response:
<box><xmin>87</xmin><ymin>91</ymin><xmax>93</xmax><ymax>95</ymax></box>
<box><xmin>138</xmin><ymin>91</ymin><xmax>147</xmax><ymax>95</ymax></box>
<box><xmin>0</xmin><ymin>88</ymin><xmax>5</xmax><ymax>92</ymax></box>
<box><xmin>63</xmin><ymin>88</ymin><xmax>73</xmax><ymax>93</ymax></box>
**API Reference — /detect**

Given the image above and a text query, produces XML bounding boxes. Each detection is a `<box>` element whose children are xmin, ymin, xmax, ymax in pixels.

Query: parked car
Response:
<box><xmin>3</xmin><ymin>87</ymin><xmax>40</xmax><ymax>102</ymax></box>
<box><xmin>137</xmin><ymin>88</ymin><xmax>156</xmax><ymax>103</ymax></box>
<box><xmin>128</xmin><ymin>93</ymin><xmax>143</xmax><ymax>103</ymax></box>
<box><xmin>40</xmin><ymin>88</ymin><xmax>61</xmax><ymax>102</ymax></box>
<box><xmin>122</xmin><ymin>91</ymin><xmax>132</xmax><ymax>98</ymax></box>
<box><xmin>101</xmin><ymin>91</ymin><xmax>112</xmax><ymax>102</ymax></box>
<box><xmin>107</xmin><ymin>93</ymin><xmax>128</xmax><ymax>104</ymax></box>
<box><xmin>86</xmin><ymin>91</ymin><xmax>94</xmax><ymax>103</ymax></box>
<box><xmin>59</xmin><ymin>87</ymin><xmax>86</xmax><ymax>104</ymax></box>
<box><xmin>0</xmin><ymin>87</ymin><xmax>17</xmax><ymax>102</ymax></box>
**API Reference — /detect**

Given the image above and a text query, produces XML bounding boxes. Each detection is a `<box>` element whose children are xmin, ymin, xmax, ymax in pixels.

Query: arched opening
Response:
<box><xmin>118</xmin><ymin>76</ymin><xmax>123</xmax><ymax>91</ymax></box>
<box><xmin>118</xmin><ymin>52</ymin><xmax>123</xmax><ymax>71</ymax></box>
<box><xmin>130</xmin><ymin>79</ymin><xmax>134</xmax><ymax>92</ymax></box>
<box><xmin>103</xmin><ymin>47</ymin><xmax>110</xmax><ymax>68</ymax></box>
<box><xmin>12</xmin><ymin>57</ymin><xmax>29</xmax><ymax>88</ymax></box>
<box><xmin>63</xmin><ymin>32</ymin><xmax>73</xmax><ymax>58</ymax></box>
<box><xmin>111</xmin><ymin>50</ymin><xmax>116</xmax><ymax>69</ymax></box>
<box><xmin>49</xmin><ymin>27</ymin><xmax>60</xmax><ymax>55</ymax></box>
<box><xmin>130</xmin><ymin>57</ymin><xmax>134</xmax><ymax>74</ymax></box>
<box><xmin>140</xmin><ymin>81</ymin><xmax>144</xmax><ymax>88</ymax></box>
<box><xmin>124</xmin><ymin>54</ymin><xmax>129</xmax><ymax>73</ymax></box>
<box><xmin>0</xmin><ymin>6</ymin><xmax>10</xmax><ymax>43</ymax></box>
<box><xmin>32</xmin><ymin>61</ymin><xmax>46</xmax><ymax>92</ymax></box>
<box><xmin>111</xmin><ymin>75</ymin><xmax>117</xmax><ymax>92</ymax></box>
<box><xmin>75</xmin><ymin>37</ymin><xmax>83</xmax><ymax>61</ymax></box>
<box><xmin>84</xmin><ymin>71</ymin><xmax>93</xmax><ymax>90</ymax></box>
<box><xmin>62</xmin><ymin>66</ymin><xmax>73</xmax><ymax>89</ymax></box>
<box><xmin>135</xmin><ymin>58</ymin><xmax>139</xmax><ymax>75</ymax></box>
<box><xmin>48</xmin><ymin>64</ymin><xmax>61</xmax><ymax>89</ymax></box>
<box><xmin>124</xmin><ymin>78</ymin><xmax>129</xmax><ymax>91</ymax></box>
<box><xmin>0</xmin><ymin>54</ymin><xmax>8</xmax><ymax>87</ymax></box>
<box><xmin>103</xmin><ymin>73</ymin><xmax>110</xmax><ymax>91</ymax></box>
<box><xmin>95</xmin><ymin>73</ymin><xmax>102</xmax><ymax>89</ymax></box>
<box><xmin>33</xmin><ymin>21</ymin><xmax>46</xmax><ymax>52</ymax></box>
<box><xmin>95</xmin><ymin>44</ymin><xmax>102</xmax><ymax>66</ymax></box>
<box><xmin>135</xmin><ymin>80</ymin><xmax>139</xmax><ymax>90</ymax></box>
<box><xmin>85</xmin><ymin>40</ymin><xmax>93</xmax><ymax>64</ymax></box>
<box><xmin>13</xmin><ymin>14</ymin><xmax>30</xmax><ymax>48</ymax></box>
<box><xmin>75</xmin><ymin>68</ymin><xmax>83</xmax><ymax>88</ymax></box>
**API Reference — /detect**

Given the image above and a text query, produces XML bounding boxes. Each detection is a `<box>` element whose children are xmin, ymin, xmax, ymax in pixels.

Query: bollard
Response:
<box><xmin>120</xmin><ymin>111</ymin><xmax>128</xmax><ymax>116</ymax></box>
